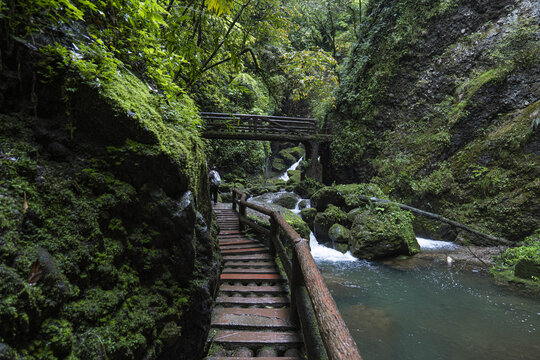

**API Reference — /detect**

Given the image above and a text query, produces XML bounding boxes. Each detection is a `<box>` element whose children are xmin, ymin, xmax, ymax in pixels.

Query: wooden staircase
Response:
<box><xmin>206</xmin><ymin>205</ymin><xmax>303</xmax><ymax>359</ymax></box>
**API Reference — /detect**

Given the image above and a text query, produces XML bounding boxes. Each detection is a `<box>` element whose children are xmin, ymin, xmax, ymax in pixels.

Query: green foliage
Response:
<box><xmin>497</xmin><ymin>231</ymin><xmax>540</xmax><ymax>268</ymax></box>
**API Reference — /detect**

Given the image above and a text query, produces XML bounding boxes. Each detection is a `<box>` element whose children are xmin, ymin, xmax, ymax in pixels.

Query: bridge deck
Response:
<box><xmin>206</xmin><ymin>204</ymin><xmax>303</xmax><ymax>359</ymax></box>
<box><xmin>201</xmin><ymin>112</ymin><xmax>330</xmax><ymax>142</ymax></box>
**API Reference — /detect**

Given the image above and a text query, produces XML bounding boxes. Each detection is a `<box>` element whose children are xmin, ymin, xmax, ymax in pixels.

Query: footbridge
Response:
<box><xmin>201</xmin><ymin>112</ymin><xmax>330</xmax><ymax>180</ymax></box>
<box><xmin>205</xmin><ymin>189</ymin><xmax>362</xmax><ymax>360</ymax></box>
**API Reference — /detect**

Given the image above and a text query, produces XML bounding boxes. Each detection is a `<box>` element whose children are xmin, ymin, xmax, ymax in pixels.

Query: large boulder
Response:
<box><xmin>314</xmin><ymin>205</ymin><xmax>348</xmax><ymax>244</ymax></box>
<box><xmin>328</xmin><ymin>224</ymin><xmax>351</xmax><ymax>244</ymax></box>
<box><xmin>311</xmin><ymin>183</ymin><xmax>386</xmax><ymax>212</ymax></box>
<box><xmin>349</xmin><ymin>203</ymin><xmax>420</xmax><ymax>260</ymax></box>
<box><xmin>300</xmin><ymin>208</ymin><xmax>317</xmax><ymax>230</ymax></box>
<box><xmin>273</xmin><ymin>193</ymin><xmax>299</xmax><ymax>209</ymax></box>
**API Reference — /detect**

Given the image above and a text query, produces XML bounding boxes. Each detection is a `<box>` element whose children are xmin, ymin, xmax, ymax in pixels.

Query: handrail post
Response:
<box><xmin>232</xmin><ymin>189</ymin><xmax>237</xmax><ymax>211</ymax></box>
<box><xmin>239</xmin><ymin>194</ymin><xmax>246</xmax><ymax>232</ymax></box>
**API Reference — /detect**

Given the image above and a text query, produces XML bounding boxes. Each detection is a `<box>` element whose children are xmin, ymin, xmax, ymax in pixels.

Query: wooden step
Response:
<box><xmin>207</xmin><ymin>358</ymin><xmax>300</xmax><ymax>360</ymax></box>
<box><xmin>221</xmin><ymin>247</ymin><xmax>268</xmax><ymax>255</ymax></box>
<box><xmin>219</xmin><ymin>239</ymin><xmax>259</xmax><ymax>246</ymax></box>
<box><xmin>216</xmin><ymin>296</ymin><xmax>290</xmax><ymax>307</ymax></box>
<box><xmin>212</xmin><ymin>308</ymin><xmax>296</xmax><ymax>330</ymax></box>
<box><xmin>220</xmin><ymin>244</ymin><xmax>264</xmax><ymax>250</ymax></box>
<box><xmin>223</xmin><ymin>253</ymin><xmax>274</xmax><ymax>261</ymax></box>
<box><xmin>220</xmin><ymin>273</ymin><xmax>285</xmax><ymax>282</ymax></box>
<box><xmin>212</xmin><ymin>330</ymin><xmax>302</xmax><ymax>347</ymax></box>
<box><xmin>222</xmin><ymin>267</ymin><xmax>279</xmax><ymax>274</ymax></box>
<box><xmin>220</xmin><ymin>284</ymin><xmax>288</xmax><ymax>295</ymax></box>
<box><xmin>223</xmin><ymin>261</ymin><xmax>275</xmax><ymax>268</ymax></box>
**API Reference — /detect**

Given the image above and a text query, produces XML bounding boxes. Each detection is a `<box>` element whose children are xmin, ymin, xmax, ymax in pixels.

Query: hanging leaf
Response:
<box><xmin>23</xmin><ymin>191</ymin><xmax>28</xmax><ymax>213</ymax></box>
<box><xmin>28</xmin><ymin>260</ymin><xmax>43</xmax><ymax>285</ymax></box>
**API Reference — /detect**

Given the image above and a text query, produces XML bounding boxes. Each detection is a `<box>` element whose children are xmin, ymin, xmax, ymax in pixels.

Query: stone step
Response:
<box><xmin>212</xmin><ymin>308</ymin><xmax>297</xmax><ymax>330</ymax></box>
<box><xmin>216</xmin><ymin>296</ymin><xmax>290</xmax><ymax>307</ymax></box>
<box><xmin>212</xmin><ymin>330</ymin><xmax>302</xmax><ymax>348</ymax></box>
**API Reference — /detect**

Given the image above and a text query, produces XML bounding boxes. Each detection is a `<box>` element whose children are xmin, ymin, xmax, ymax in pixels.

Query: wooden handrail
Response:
<box><xmin>230</xmin><ymin>188</ymin><xmax>362</xmax><ymax>360</ymax></box>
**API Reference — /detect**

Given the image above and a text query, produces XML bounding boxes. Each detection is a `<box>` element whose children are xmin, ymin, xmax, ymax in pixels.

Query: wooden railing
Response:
<box><xmin>231</xmin><ymin>188</ymin><xmax>362</xmax><ymax>360</ymax></box>
<box><xmin>201</xmin><ymin>112</ymin><xmax>322</xmax><ymax>141</ymax></box>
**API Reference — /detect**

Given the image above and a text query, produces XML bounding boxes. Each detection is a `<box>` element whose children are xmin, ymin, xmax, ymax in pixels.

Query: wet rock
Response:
<box><xmin>272</xmin><ymin>157</ymin><xmax>287</xmax><ymax>173</ymax></box>
<box><xmin>273</xmin><ymin>193</ymin><xmax>298</xmax><ymax>209</ymax></box>
<box><xmin>328</xmin><ymin>224</ymin><xmax>351</xmax><ymax>244</ymax></box>
<box><xmin>300</xmin><ymin>207</ymin><xmax>317</xmax><ymax>230</ymax></box>
<box><xmin>314</xmin><ymin>205</ymin><xmax>348</xmax><ymax>244</ymax></box>
<box><xmin>349</xmin><ymin>204</ymin><xmax>420</xmax><ymax>260</ymax></box>
<box><xmin>46</xmin><ymin>142</ymin><xmax>70</xmax><ymax>159</ymax></box>
<box><xmin>278</xmin><ymin>149</ymin><xmax>296</xmax><ymax>166</ymax></box>
<box><xmin>298</xmin><ymin>199</ymin><xmax>308</xmax><ymax>210</ymax></box>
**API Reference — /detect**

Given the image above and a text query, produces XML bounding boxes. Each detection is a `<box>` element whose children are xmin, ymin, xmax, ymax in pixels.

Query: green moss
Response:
<box><xmin>314</xmin><ymin>205</ymin><xmax>348</xmax><ymax>229</ymax></box>
<box><xmin>278</xmin><ymin>149</ymin><xmax>296</xmax><ymax>166</ymax></box>
<box><xmin>280</xmin><ymin>210</ymin><xmax>311</xmax><ymax>239</ymax></box>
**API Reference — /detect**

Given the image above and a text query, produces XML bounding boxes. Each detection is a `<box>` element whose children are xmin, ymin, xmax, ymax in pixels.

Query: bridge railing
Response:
<box><xmin>231</xmin><ymin>188</ymin><xmax>362</xmax><ymax>360</ymax></box>
<box><xmin>201</xmin><ymin>112</ymin><xmax>318</xmax><ymax>135</ymax></box>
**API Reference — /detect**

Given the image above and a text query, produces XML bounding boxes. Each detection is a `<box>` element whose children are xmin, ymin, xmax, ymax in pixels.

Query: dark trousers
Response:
<box><xmin>210</xmin><ymin>186</ymin><xmax>218</xmax><ymax>204</ymax></box>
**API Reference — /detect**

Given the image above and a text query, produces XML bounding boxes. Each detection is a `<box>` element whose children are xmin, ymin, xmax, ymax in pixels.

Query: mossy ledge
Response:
<box><xmin>0</xmin><ymin>41</ymin><xmax>219</xmax><ymax>359</ymax></box>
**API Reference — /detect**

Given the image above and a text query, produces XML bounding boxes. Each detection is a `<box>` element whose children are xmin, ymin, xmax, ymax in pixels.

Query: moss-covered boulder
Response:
<box><xmin>273</xmin><ymin>193</ymin><xmax>299</xmax><ymax>209</ymax></box>
<box><xmin>328</xmin><ymin>224</ymin><xmax>351</xmax><ymax>244</ymax></box>
<box><xmin>278</xmin><ymin>149</ymin><xmax>296</xmax><ymax>166</ymax></box>
<box><xmin>300</xmin><ymin>208</ymin><xmax>317</xmax><ymax>230</ymax></box>
<box><xmin>288</xmin><ymin>146</ymin><xmax>305</xmax><ymax>159</ymax></box>
<box><xmin>314</xmin><ymin>205</ymin><xmax>348</xmax><ymax>244</ymax></box>
<box><xmin>294</xmin><ymin>178</ymin><xmax>324</xmax><ymax>198</ymax></box>
<box><xmin>281</xmin><ymin>210</ymin><xmax>311</xmax><ymax>239</ymax></box>
<box><xmin>311</xmin><ymin>183</ymin><xmax>386</xmax><ymax>212</ymax></box>
<box><xmin>349</xmin><ymin>204</ymin><xmax>420</xmax><ymax>260</ymax></box>
<box><xmin>286</xmin><ymin>170</ymin><xmax>302</xmax><ymax>186</ymax></box>
<box><xmin>298</xmin><ymin>200</ymin><xmax>308</xmax><ymax>210</ymax></box>
<box><xmin>272</xmin><ymin>157</ymin><xmax>288</xmax><ymax>173</ymax></box>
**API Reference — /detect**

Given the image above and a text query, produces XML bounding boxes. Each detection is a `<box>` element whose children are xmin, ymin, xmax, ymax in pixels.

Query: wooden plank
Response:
<box><xmin>207</xmin><ymin>357</ymin><xmax>300</xmax><ymax>360</ymax></box>
<box><xmin>220</xmin><ymin>244</ymin><xmax>265</xmax><ymax>250</ymax></box>
<box><xmin>216</xmin><ymin>296</ymin><xmax>290</xmax><ymax>306</ymax></box>
<box><xmin>223</xmin><ymin>261</ymin><xmax>275</xmax><ymax>267</ymax></box>
<box><xmin>220</xmin><ymin>273</ymin><xmax>285</xmax><ymax>281</ymax></box>
<box><xmin>212</xmin><ymin>308</ymin><xmax>296</xmax><ymax>330</ymax></box>
<box><xmin>219</xmin><ymin>284</ymin><xmax>288</xmax><ymax>294</ymax></box>
<box><xmin>219</xmin><ymin>240</ymin><xmax>260</xmax><ymax>246</ymax></box>
<box><xmin>220</xmin><ymin>247</ymin><xmax>267</xmax><ymax>255</ymax></box>
<box><xmin>222</xmin><ymin>267</ymin><xmax>278</xmax><ymax>274</ymax></box>
<box><xmin>222</xmin><ymin>253</ymin><xmax>273</xmax><ymax>261</ymax></box>
<box><xmin>213</xmin><ymin>330</ymin><xmax>302</xmax><ymax>346</ymax></box>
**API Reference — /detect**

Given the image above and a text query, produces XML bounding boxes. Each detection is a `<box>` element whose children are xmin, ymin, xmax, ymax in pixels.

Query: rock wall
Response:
<box><xmin>327</xmin><ymin>0</ymin><xmax>539</xmax><ymax>243</ymax></box>
<box><xmin>0</xmin><ymin>40</ymin><xmax>219</xmax><ymax>359</ymax></box>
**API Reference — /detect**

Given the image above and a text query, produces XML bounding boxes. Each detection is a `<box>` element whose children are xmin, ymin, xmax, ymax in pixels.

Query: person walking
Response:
<box><xmin>208</xmin><ymin>166</ymin><xmax>221</xmax><ymax>205</ymax></box>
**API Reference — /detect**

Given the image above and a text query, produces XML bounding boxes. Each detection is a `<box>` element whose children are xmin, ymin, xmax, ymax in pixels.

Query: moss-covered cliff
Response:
<box><xmin>326</xmin><ymin>0</ymin><xmax>539</xmax><ymax>243</ymax></box>
<box><xmin>0</xmin><ymin>36</ymin><xmax>219</xmax><ymax>359</ymax></box>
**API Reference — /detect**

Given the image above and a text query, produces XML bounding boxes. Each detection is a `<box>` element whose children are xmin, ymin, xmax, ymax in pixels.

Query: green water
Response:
<box><xmin>315</xmin><ymin>259</ymin><xmax>540</xmax><ymax>360</ymax></box>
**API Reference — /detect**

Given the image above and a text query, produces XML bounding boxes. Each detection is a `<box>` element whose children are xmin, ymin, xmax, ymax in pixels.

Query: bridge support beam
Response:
<box><xmin>303</xmin><ymin>141</ymin><xmax>323</xmax><ymax>182</ymax></box>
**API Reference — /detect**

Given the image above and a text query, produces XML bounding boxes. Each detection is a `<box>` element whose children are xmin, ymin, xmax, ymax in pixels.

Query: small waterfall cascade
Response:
<box><xmin>279</xmin><ymin>156</ymin><xmax>303</xmax><ymax>181</ymax></box>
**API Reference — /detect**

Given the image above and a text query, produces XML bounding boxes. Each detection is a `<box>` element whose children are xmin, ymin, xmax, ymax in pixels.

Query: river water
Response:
<box><xmin>311</xmin><ymin>236</ymin><xmax>540</xmax><ymax>360</ymax></box>
<box><xmin>254</xmin><ymin>188</ymin><xmax>540</xmax><ymax>360</ymax></box>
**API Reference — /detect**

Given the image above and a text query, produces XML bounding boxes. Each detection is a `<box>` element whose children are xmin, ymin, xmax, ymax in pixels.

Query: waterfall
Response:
<box><xmin>279</xmin><ymin>156</ymin><xmax>303</xmax><ymax>181</ymax></box>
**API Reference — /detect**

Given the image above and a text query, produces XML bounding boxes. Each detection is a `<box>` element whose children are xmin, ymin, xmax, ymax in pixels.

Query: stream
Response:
<box><xmin>252</xmin><ymin>186</ymin><xmax>540</xmax><ymax>360</ymax></box>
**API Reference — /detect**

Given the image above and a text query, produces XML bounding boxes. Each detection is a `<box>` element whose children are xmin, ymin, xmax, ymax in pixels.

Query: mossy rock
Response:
<box><xmin>300</xmin><ymin>208</ymin><xmax>317</xmax><ymax>230</ymax></box>
<box><xmin>298</xmin><ymin>200</ymin><xmax>308</xmax><ymax>210</ymax></box>
<box><xmin>273</xmin><ymin>193</ymin><xmax>299</xmax><ymax>209</ymax></box>
<box><xmin>334</xmin><ymin>243</ymin><xmax>350</xmax><ymax>254</ymax></box>
<box><xmin>311</xmin><ymin>183</ymin><xmax>386</xmax><ymax>212</ymax></box>
<box><xmin>288</xmin><ymin>146</ymin><xmax>305</xmax><ymax>159</ymax></box>
<box><xmin>40</xmin><ymin>318</ymin><xmax>74</xmax><ymax>357</ymax></box>
<box><xmin>349</xmin><ymin>204</ymin><xmax>420</xmax><ymax>260</ymax></box>
<box><xmin>278</xmin><ymin>149</ymin><xmax>296</xmax><ymax>166</ymax></box>
<box><xmin>294</xmin><ymin>179</ymin><xmax>324</xmax><ymax>198</ymax></box>
<box><xmin>328</xmin><ymin>224</ymin><xmax>351</xmax><ymax>244</ymax></box>
<box><xmin>272</xmin><ymin>157</ymin><xmax>288</xmax><ymax>173</ymax></box>
<box><xmin>280</xmin><ymin>210</ymin><xmax>310</xmax><ymax>239</ymax></box>
<box><xmin>314</xmin><ymin>205</ymin><xmax>348</xmax><ymax>244</ymax></box>
<box><xmin>286</xmin><ymin>170</ymin><xmax>302</xmax><ymax>186</ymax></box>
<box><xmin>515</xmin><ymin>259</ymin><xmax>540</xmax><ymax>280</ymax></box>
